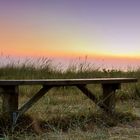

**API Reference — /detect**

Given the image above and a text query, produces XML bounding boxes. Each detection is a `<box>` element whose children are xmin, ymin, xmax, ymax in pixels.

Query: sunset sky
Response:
<box><xmin>0</xmin><ymin>0</ymin><xmax>140</xmax><ymax>69</ymax></box>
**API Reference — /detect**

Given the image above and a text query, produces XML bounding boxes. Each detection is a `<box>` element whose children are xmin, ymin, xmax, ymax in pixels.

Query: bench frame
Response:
<box><xmin>0</xmin><ymin>78</ymin><xmax>138</xmax><ymax>129</ymax></box>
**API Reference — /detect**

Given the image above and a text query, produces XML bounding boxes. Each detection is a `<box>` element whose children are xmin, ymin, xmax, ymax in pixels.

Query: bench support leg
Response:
<box><xmin>101</xmin><ymin>84</ymin><xmax>120</xmax><ymax>114</ymax></box>
<box><xmin>77</xmin><ymin>85</ymin><xmax>97</xmax><ymax>102</ymax></box>
<box><xmin>12</xmin><ymin>86</ymin><xmax>52</xmax><ymax>132</ymax></box>
<box><xmin>1</xmin><ymin>86</ymin><xmax>19</xmax><ymax>121</ymax></box>
<box><xmin>17</xmin><ymin>86</ymin><xmax>52</xmax><ymax>118</ymax></box>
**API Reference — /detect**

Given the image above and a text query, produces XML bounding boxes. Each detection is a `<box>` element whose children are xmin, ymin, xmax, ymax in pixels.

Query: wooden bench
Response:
<box><xmin>0</xmin><ymin>78</ymin><xmax>138</xmax><ymax>128</ymax></box>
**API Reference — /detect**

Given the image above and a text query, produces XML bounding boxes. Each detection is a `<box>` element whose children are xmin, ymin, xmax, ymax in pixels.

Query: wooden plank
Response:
<box><xmin>77</xmin><ymin>85</ymin><xmax>97</xmax><ymax>102</ymax></box>
<box><xmin>1</xmin><ymin>86</ymin><xmax>19</xmax><ymax>118</ymax></box>
<box><xmin>17</xmin><ymin>86</ymin><xmax>52</xmax><ymax>118</ymax></box>
<box><xmin>0</xmin><ymin>78</ymin><xmax>137</xmax><ymax>86</ymax></box>
<box><xmin>100</xmin><ymin>83</ymin><xmax>120</xmax><ymax>114</ymax></box>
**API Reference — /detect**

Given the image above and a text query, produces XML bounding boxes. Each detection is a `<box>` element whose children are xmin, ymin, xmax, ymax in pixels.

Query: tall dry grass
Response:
<box><xmin>0</xmin><ymin>57</ymin><xmax>140</xmax><ymax>139</ymax></box>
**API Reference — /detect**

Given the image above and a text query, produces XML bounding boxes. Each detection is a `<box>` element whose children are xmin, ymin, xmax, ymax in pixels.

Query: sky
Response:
<box><xmin>0</xmin><ymin>0</ymin><xmax>140</xmax><ymax>70</ymax></box>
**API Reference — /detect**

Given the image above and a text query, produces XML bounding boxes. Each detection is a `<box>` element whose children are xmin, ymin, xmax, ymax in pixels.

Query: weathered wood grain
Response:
<box><xmin>0</xmin><ymin>78</ymin><xmax>137</xmax><ymax>86</ymax></box>
<box><xmin>1</xmin><ymin>86</ymin><xmax>19</xmax><ymax>117</ymax></box>
<box><xmin>18</xmin><ymin>86</ymin><xmax>52</xmax><ymax>117</ymax></box>
<box><xmin>77</xmin><ymin>85</ymin><xmax>97</xmax><ymax>102</ymax></box>
<box><xmin>101</xmin><ymin>83</ymin><xmax>120</xmax><ymax>113</ymax></box>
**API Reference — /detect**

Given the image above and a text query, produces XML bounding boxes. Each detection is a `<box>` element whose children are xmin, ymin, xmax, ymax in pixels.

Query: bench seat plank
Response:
<box><xmin>0</xmin><ymin>78</ymin><xmax>137</xmax><ymax>86</ymax></box>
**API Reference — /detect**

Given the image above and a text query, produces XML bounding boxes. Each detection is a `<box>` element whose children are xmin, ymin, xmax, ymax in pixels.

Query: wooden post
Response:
<box><xmin>101</xmin><ymin>84</ymin><xmax>120</xmax><ymax>114</ymax></box>
<box><xmin>1</xmin><ymin>86</ymin><xmax>19</xmax><ymax>119</ymax></box>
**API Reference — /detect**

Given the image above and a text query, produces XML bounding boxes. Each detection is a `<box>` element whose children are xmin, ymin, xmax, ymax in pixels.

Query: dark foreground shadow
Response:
<box><xmin>0</xmin><ymin>111</ymin><xmax>139</xmax><ymax>136</ymax></box>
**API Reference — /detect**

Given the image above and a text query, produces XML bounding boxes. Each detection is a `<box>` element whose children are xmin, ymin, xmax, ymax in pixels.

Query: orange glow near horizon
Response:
<box><xmin>1</xmin><ymin>27</ymin><xmax>140</xmax><ymax>61</ymax></box>
<box><xmin>2</xmin><ymin>46</ymin><xmax>140</xmax><ymax>62</ymax></box>
<box><xmin>1</xmin><ymin>1</ymin><xmax>140</xmax><ymax>70</ymax></box>
<box><xmin>1</xmin><ymin>24</ymin><xmax>140</xmax><ymax>61</ymax></box>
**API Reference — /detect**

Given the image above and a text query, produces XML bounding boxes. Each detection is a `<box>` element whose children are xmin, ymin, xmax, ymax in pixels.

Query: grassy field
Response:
<box><xmin>0</xmin><ymin>58</ymin><xmax>140</xmax><ymax>139</ymax></box>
